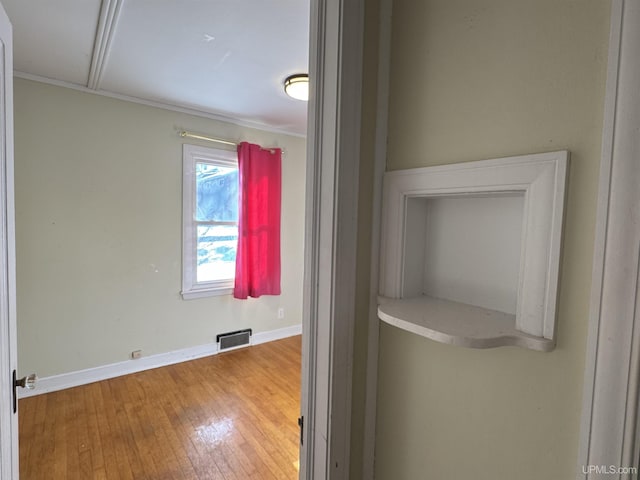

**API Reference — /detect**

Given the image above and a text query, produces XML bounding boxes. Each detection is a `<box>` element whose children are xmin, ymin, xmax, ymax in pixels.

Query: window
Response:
<box><xmin>182</xmin><ymin>144</ymin><xmax>238</xmax><ymax>299</ymax></box>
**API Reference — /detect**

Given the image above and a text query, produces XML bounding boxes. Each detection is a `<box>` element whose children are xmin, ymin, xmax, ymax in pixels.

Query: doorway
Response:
<box><xmin>12</xmin><ymin>8</ymin><xmax>307</xmax><ymax>480</ymax></box>
<box><xmin>1</xmin><ymin>0</ymin><xmax>366</xmax><ymax>478</ymax></box>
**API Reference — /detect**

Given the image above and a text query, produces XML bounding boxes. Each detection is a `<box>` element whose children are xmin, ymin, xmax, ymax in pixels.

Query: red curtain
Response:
<box><xmin>233</xmin><ymin>142</ymin><xmax>282</xmax><ymax>299</ymax></box>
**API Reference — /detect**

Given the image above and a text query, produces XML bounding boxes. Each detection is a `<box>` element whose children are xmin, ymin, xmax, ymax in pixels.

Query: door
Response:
<box><xmin>0</xmin><ymin>2</ymin><xmax>16</xmax><ymax>478</ymax></box>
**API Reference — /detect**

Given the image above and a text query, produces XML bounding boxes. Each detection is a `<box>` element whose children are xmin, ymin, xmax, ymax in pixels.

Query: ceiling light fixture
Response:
<box><xmin>284</xmin><ymin>74</ymin><xmax>309</xmax><ymax>101</ymax></box>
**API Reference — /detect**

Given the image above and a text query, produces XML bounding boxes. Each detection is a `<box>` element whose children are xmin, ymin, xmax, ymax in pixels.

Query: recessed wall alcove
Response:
<box><xmin>378</xmin><ymin>151</ymin><xmax>568</xmax><ymax>352</ymax></box>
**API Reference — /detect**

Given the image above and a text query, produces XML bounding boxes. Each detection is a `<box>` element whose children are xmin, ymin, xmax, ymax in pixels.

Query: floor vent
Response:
<box><xmin>217</xmin><ymin>329</ymin><xmax>252</xmax><ymax>352</ymax></box>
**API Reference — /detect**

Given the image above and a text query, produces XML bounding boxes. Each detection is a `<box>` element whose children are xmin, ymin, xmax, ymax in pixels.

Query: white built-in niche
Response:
<box><xmin>378</xmin><ymin>151</ymin><xmax>568</xmax><ymax>351</ymax></box>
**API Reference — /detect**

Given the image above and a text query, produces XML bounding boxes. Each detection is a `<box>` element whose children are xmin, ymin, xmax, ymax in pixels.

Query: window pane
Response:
<box><xmin>197</xmin><ymin>225</ymin><xmax>237</xmax><ymax>283</ymax></box>
<box><xmin>196</xmin><ymin>163</ymin><xmax>238</xmax><ymax>222</ymax></box>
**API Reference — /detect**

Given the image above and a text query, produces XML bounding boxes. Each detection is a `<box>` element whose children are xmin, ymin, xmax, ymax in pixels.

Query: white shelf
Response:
<box><xmin>379</xmin><ymin>152</ymin><xmax>568</xmax><ymax>350</ymax></box>
<box><xmin>378</xmin><ymin>296</ymin><xmax>555</xmax><ymax>352</ymax></box>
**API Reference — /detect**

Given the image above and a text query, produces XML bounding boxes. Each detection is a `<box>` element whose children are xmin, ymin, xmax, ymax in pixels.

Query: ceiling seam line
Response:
<box><xmin>88</xmin><ymin>0</ymin><xmax>124</xmax><ymax>90</ymax></box>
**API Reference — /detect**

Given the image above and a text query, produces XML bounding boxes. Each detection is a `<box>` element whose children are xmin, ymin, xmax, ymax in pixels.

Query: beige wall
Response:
<box><xmin>376</xmin><ymin>1</ymin><xmax>610</xmax><ymax>479</ymax></box>
<box><xmin>14</xmin><ymin>79</ymin><xmax>306</xmax><ymax>378</ymax></box>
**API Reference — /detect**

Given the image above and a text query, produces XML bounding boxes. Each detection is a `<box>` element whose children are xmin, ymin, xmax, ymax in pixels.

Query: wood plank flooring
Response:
<box><xmin>19</xmin><ymin>335</ymin><xmax>301</xmax><ymax>479</ymax></box>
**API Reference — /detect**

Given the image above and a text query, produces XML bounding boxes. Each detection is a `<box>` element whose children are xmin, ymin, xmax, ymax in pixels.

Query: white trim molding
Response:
<box><xmin>14</xmin><ymin>72</ymin><xmax>307</xmax><ymax>139</ymax></box>
<box><xmin>362</xmin><ymin>0</ymin><xmax>394</xmax><ymax>473</ymax></box>
<box><xmin>301</xmin><ymin>0</ymin><xmax>364</xmax><ymax>477</ymax></box>
<box><xmin>87</xmin><ymin>0</ymin><xmax>123</xmax><ymax>90</ymax></box>
<box><xmin>379</xmin><ymin>152</ymin><xmax>568</xmax><ymax>348</ymax></box>
<box><xmin>18</xmin><ymin>324</ymin><xmax>302</xmax><ymax>399</ymax></box>
<box><xmin>578</xmin><ymin>0</ymin><xmax>640</xmax><ymax>478</ymax></box>
<box><xmin>181</xmin><ymin>143</ymin><xmax>238</xmax><ymax>300</ymax></box>
<box><xmin>0</xmin><ymin>2</ymin><xmax>16</xmax><ymax>476</ymax></box>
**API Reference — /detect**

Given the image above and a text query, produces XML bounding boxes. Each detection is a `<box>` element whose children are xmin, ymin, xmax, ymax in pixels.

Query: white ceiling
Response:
<box><xmin>2</xmin><ymin>0</ymin><xmax>310</xmax><ymax>136</ymax></box>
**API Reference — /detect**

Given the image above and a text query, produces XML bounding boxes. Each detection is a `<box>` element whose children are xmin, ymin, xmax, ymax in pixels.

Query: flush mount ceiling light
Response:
<box><xmin>284</xmin><ymin>74</ymin><xmax>309</xmax><ymax>101</ymax></box>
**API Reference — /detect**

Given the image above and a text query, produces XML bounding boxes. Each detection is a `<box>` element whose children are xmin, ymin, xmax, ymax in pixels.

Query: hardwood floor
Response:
<box><xmin>19</xmin><ymin>335</ymin><xmax>301</xmax><ymax>479</ymax></box>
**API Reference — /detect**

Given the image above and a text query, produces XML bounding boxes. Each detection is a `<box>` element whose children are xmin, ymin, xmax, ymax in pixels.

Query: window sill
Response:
<box><xmin>181</xmin><ymin>287</ymin><xmax>234</xmax><ymax>300</ymax></box>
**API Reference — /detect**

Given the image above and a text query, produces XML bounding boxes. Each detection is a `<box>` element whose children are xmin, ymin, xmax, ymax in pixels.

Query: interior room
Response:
<box><xmin>4</xmin><ymin>0</ymin><xmax>309</xmax><ymax>478</ymax></box>
<box><xmin>1</xmin><ymin>0</ymin><xmax>638</xmax><ymax>479</ymax></box>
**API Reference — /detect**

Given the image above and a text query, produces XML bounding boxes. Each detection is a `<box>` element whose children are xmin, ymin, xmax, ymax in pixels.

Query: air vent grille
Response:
<box><xmin>217</xmin><ymin>329</ymin><xmax>252</xmax><ymax>352</ymax></box>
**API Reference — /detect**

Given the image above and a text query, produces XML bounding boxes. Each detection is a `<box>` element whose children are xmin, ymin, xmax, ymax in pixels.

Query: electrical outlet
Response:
<box><xmin>131</xmin><ymin>350</ymin><xmax>142</xmax><ymax>359</ymax></box>
<box><xmin>277</xmin><ymin>307</ymin><xmax>285</xmax><ymax>319</ymax></box>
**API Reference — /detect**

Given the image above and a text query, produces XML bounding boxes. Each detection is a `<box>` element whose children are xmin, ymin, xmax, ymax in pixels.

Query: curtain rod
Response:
<box><xmin>179</xmin><ymin>130</ymin><xmax>283</xmax><ymax>153</ymax></box>
<box><xmin>180</xmin><ymin>131</ymin><xmax>237</xmax><ymax>146</ymax></box>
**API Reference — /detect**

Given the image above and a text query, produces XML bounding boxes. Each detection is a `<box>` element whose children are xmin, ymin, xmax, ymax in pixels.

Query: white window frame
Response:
<box><xmin>181</xmin><ymin>143</ymin><xmax>238</xmax><ymax>299</ymax></box>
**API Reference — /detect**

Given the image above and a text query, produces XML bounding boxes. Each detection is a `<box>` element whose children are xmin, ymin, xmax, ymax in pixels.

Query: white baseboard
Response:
<box><xmin>252</xmin><ymin>324</ymin><xmax>301</xmax><ymax>345</ymax></box>
<box><xmin>19</xmin><ymin>323</ymin><xmax>302</xmax><ymax>399</ymax></box>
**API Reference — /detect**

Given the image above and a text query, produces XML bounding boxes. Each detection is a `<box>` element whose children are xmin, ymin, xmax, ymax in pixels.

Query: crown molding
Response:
<box><xmin>15</xmin><ymin>71</ymin><xmax>307</xmax><ymax>139</ymax></box>
<box><xmin>88</xmin><ymin>0</ymin><xmax>123</xmax><ymax>90</ymax></box>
